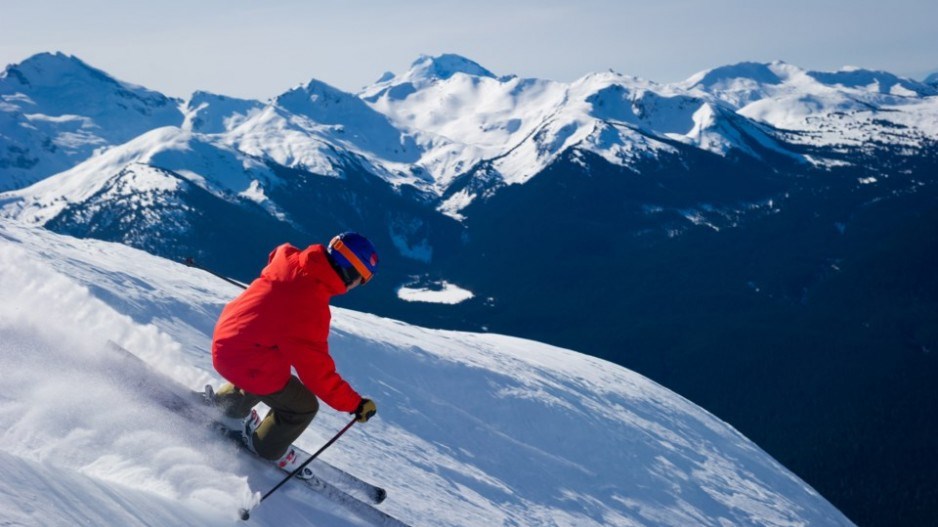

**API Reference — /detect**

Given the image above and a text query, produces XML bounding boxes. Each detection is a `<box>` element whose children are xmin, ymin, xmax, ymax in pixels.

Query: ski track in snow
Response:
<box><xmin>0</xmin><ymin>219</ymin><xmax>854</xmax><ymax>526</ymax></box>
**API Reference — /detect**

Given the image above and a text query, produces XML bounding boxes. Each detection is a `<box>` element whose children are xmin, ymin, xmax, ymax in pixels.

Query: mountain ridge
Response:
<box><xmin>9</xmin><ymin>52</ymin><xmax>935</xmax><ymax>207</ymax></box>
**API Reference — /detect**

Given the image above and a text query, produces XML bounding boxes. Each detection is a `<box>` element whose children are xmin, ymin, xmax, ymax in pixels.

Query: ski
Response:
<box><xmin>106</xmin><ymin>342</ymin><xmax>393</xmax><ymax>511</ymax></box>
<box><xmin>306</xmin><ymin>457</ymin><xmax>387</xmax><ymax>504</ymax></box>
<box><xmin>197</xmin><ymin>386</ymin><xmax>387</xmax><ymax>505</ymax></box>
<box><xmin>266</xmin><ymin>462</ymin><xmax>408</xmax><ymax>527</ymax></box>
<box><xmin>208</xmin><ymin>420</ymin><xmax>408</xmax><ymax>527</ymax></box>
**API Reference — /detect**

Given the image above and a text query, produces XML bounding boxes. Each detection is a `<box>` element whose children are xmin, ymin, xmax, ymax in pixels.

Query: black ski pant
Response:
<box><xmin>215</xmin><ymin>377</ymin><xmax>319</xmax><ymax>460</ymax></box>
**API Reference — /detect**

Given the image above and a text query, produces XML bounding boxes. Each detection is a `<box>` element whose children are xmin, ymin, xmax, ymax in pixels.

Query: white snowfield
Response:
<box><xmin>397</xmin><ymin>280</ymin><xmax>475</xmax><ymax>305</ymax></box>
<box><xmin>0</xmin><ymin>219</ymin><xmax>853</xmax><ymax>526</ymax></box>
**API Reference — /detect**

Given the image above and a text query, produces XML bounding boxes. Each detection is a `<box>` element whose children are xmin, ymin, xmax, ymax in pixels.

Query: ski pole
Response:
<box><xmin>240</xmin><ymin>416</ymin><xmax>358</xmax><ymax>521</ymax></box>
<box><xmin>182</xmin><ymin>257</ymin><xmax>250</xmax><ymax>290</ymax></box>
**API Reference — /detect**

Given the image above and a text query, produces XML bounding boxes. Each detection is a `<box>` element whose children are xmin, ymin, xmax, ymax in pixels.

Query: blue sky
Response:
<box><xmin>2</xmin><ymin>0</ymin><xmax>935</xmax><ymax>100</ymax></box>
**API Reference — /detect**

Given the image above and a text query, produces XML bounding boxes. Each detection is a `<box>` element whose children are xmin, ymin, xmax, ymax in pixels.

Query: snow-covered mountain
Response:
<box><xmin>0</xmin><ymin>120</ymin><xmax>454</xmax><ymax>291</ymax></box>
<box><xmin>2</xmin><ymin>52</ymin><xmax>931</xmax><ymax>245</ymax></box>
<box><xmin>682</xmin><ymin>61</ymin><xmax>938</xmax><ymax>152</ymax></box>
<box><xmin>223</xmin><ymin>78</ymin><xmax>430</xmax><ymax>191</ymax></box>
<box><xmin>926</xmin><ymin>71</ymin><xmax>938</xmax><ymax>88</ymax></box>
<box><xmin>2</xmin><ymin>52</ymin><xmax>936</xmax><ymax>227</ymax></box>
<box><xmin>184</xmin><ymin>91</ymin><xmax>265</xmax><ymax>134</ymax></box>
<box><xmin>360</xmin><ymin>55</ymin><xmax>806</xmax><ymax>216</ymax></box>
<box><xmin>683</xmin><ymin>61</ymin><xmax>935</xmax><ymax>108</ymax></box>
<box><xmin>0</xmin><ymin>126</ymin><xmax>278</xmax><ymax>225</ymax></box>
<box><xmin>0</xmin><ymin>52</ymin><xmax>184</xmax><ymax>190</ymax></box>
<box><xmin>5</xmin><ymin>53</ymin><xmax>935</xmax><ymax>225</ymax></box>
<box><xmin>0</xmin><ymin>217</ymin><xmax>854</xmax><ymax>526</ymax></box>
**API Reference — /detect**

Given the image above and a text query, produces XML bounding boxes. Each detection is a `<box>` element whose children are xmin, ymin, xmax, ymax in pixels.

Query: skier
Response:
<box><xmin>210</xmin><ymin>232</ymin><xmax>379</xmax><ymax>470</ymax></box>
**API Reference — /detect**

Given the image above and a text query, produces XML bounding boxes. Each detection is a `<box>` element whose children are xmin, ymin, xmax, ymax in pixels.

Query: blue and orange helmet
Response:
<box><xmin>327</xmin><ymin>232</ymin><xmax>379</xmax><ymax>286</ymax></box>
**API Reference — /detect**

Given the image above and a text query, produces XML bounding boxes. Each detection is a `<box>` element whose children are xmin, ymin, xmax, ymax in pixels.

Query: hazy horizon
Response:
<box><xmin>2</xmin><ymin>0</ymin><xmax>936</xmax><ymax>100</ymax></box>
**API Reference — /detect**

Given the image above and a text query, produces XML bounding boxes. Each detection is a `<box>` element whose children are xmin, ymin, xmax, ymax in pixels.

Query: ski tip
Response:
<box><xmin>376</xmin><ymin>488</ymin><xmax>387</xmax><ymax>504</ymax></box>
<box><xmin>238</xmin><ymin>508</ymin><xmax>251</xmax><ymax>521</ymax></box>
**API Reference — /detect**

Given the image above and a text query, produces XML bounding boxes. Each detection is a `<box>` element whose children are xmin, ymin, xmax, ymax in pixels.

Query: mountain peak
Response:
<box><xmin>806</xmin><ymin>66</ymin><xmax>936</xmax><ymax>96</ymax></box>
<box><xmin>0</xmin><ymin>51</ymin><xmax>180</xmax><ymax>115</ymax></box>
<box><xmin>359</xmin><ymin>54</ymin><xmax>498</xmax><ymax>101</ymax></box>
<box><xmin>683</xmin><ymin>60</ymin><xmax>936</xmax><ymax>98</ymax></box>
<box><xmin>184</xmin><ymin>91</ymin><xmax>264</xmax><ymax>133</ymax></box>
<box><xmin>300</xmin><ymin>77</ymin><xmax>349</xmax><ymax>97</ymax></box>
<box><xmin>270</xmin><ymin>77</ymin><xmax>419</xmax><ymax>162</ymax></box>
<box><xmin>683</xmin><ymin>61</ymin><xmax>796</xmax><ymax>89</ymax></box>
<box><xmin>374</xmin><ymin>71</ymin><xmax>396</xmax><ymax>84</ymax></box>
<box><xmin>2</xmin><ymin>52</ymin><xmax>119</xmax><ymax>91</ymax></box>
<box><xmin>926</xmin><ymin>71</ymin><xmax>938</xmax><ymax>88</ymax></box>
<box><xmin>275</xmin><ymin>77</ymin><xmax>365</xmax><ymax>119</ymax></box>
<box><xmin>407</xmin><ymin>54</ymin><xmax>496</xmax><ymax>81</ymax></box>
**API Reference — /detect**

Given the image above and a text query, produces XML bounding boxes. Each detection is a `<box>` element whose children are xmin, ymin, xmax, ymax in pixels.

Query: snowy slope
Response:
<box><xmin>0</xmin><ymin>219</ymin><xmax>854</xmax><ymax>526</ymax></box>
<box><xmin>0</xmin><ymin>126</ymin><xmax>285</xmax><ymax>227</ymax></box>
<box><xmin>184</xmin><ymin>91</ymin><xmax>265</xmax><ymax>135</ymax></box>
<box><xmin>0</xmin><ymin>52</ymin><xmax>184</xmax><ymax>190</ymax></box>
<box><xmin>682</xmin><ymin>61</ymin><xmax>938</xmax><ymax>151</ymax></box>
<box><xmin>221</xmin><ymin>79</ymin><xmax>431</xmax><ymax>191</ymax></box>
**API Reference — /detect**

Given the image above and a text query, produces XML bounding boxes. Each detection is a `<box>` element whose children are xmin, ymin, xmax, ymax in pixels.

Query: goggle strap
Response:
<box><xmin>332</xmin><ymin>239</ymin><xmax>373</xmax><ymax>284</ymax></box>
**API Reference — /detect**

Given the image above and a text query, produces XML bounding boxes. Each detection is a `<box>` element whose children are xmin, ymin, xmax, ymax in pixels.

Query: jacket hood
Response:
<box><xmin>301</xmin><ymin>245</ymin><xmax>348</xmax><ymax>296</ymax></box>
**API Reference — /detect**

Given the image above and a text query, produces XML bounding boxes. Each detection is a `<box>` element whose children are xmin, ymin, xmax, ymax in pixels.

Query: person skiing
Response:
<box><xmin>210</xmin><ymin>232</ymin><xmax>379</xmax><ymax>470</ymax></box>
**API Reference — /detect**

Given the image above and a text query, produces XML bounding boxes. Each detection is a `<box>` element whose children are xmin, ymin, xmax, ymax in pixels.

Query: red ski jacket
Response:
<box><xmin>211</xmin><ymin>243</ymin><xmax>362</xmax><ymax>413</ymax></box>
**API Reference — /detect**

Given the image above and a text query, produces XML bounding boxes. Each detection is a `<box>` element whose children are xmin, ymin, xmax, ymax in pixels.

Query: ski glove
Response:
<box><xmin>355</xmin><ymin>398</ymin><xmax>377</xmax><ymax>423</ymax></box>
